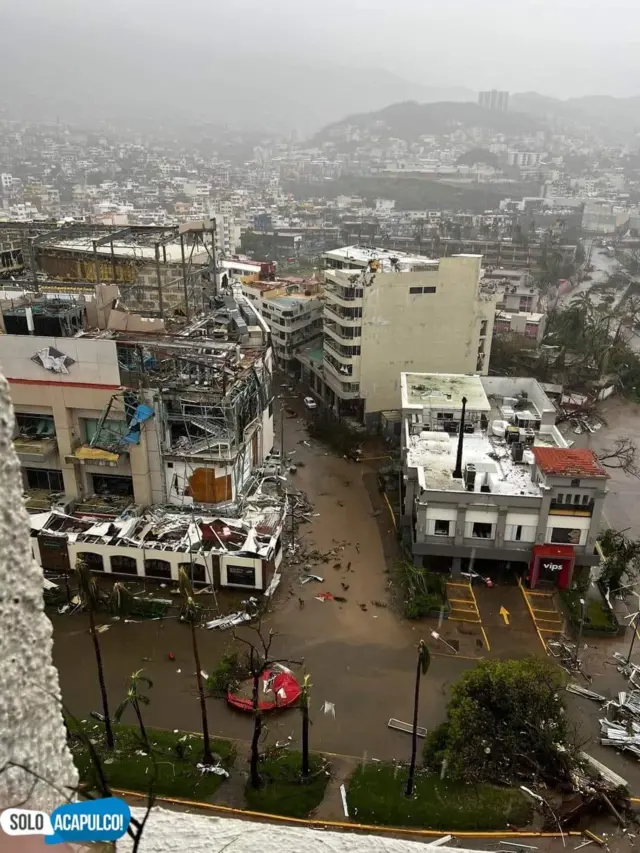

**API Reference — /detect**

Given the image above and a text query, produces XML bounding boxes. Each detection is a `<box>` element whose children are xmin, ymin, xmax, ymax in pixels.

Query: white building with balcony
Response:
<box><xmin>311</xmin><ymin>246</ymin><xmax>497</xmax><ymax>427</ymax></box>
<box><xmin>401</xmin><ymin>373</ymin><xmax>607</xmax><ymax>586</ymax></box>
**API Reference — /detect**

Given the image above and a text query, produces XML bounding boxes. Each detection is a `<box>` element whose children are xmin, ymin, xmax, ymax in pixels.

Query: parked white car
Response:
<box><xmin>303</xmin><ymin>396</ymin><xmax>317</xmax><ymax>410</ymax></box>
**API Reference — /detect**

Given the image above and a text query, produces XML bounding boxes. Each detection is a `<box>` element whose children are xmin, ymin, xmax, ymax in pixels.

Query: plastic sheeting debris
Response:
<box><xmin>205</xmin><ymin>612</ymin><xmax>252</xmax><ymax>630</ymax></box>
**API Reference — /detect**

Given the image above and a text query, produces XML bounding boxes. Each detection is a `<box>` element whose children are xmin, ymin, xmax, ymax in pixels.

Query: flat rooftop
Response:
<box><xmin>266</xmin><ymin>295</ymin><xmax>319</xmax><ymax>308</ymax></box>
<box><xmin>42</xmin><ymin>237</ymin><xmax>208</xmax><ymax>264</ymax></box>
<box><xmin>401</xmin><ymin>373</ymin><xmax>491</xmax><ymax>412</ymax></box>
<box><xmin>324</xmin><ymin>245</ymin><xmax>440</xmax><ymax>270</ymax></box>
<box><xmin>406</xmin><ymin>427</ymin><xmax>562</xmax><ymax>496</ymax></box>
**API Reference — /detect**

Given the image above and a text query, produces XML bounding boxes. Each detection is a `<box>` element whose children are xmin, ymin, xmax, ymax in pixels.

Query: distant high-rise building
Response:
<box><xmin>478</xmin><ymin>90</ymin><xmax>509</xmax><ymax>111</ymax></box>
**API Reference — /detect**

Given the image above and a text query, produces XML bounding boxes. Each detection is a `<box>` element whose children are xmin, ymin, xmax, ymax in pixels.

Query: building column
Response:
<box><xmin>454</xmin><ymin>504</ymin><xmax>465</xmax><ymax>547</ymax></box>
<box><xmin>51</xmin><ymin>397</ymin><xmax>80</xmax><ymax>499</ymax></box>
<box><xmin>495</xmin><ymin>508</ymin><xmax>508</xmax><ymax>548</ymax></box>
<box><xmin>451</xmin><ymin>556</ymin><xmax>462</xmax><ymax>578</ymax></box>
<box><xmin>535</xmin><ymin>492</ymin><xmax>552</xmax><ymax>545</ymax></box>
<box><xmin>587</xmin><ymin>490</ymin><xmax>606</xmax><ymax>548</ymax></box>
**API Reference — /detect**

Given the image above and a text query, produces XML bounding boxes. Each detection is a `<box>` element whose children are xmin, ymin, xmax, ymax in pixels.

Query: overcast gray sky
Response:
<box><xmin>1</xmin><ymin>0</ymin><xmax>639</xmax><ymax>130</ymax></box>
<box><xmin>11</xmin><ymin>0</ymin><xmax>636</xmax><ymax>97</ymax></box>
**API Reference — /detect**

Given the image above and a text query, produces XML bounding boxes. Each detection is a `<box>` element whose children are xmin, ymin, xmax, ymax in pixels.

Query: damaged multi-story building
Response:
<box><xmin>0</xmin><ymin>219</ymin><xmax>218</xmax><ymax>317</ymax></box>
<box><xmin>0</xmin><ymin>276</ymin><xmax>283</xmax><ymax>591</ymax></box>
<box><xmin>298</xmin><ymin>246</ymin><xmax>498</xmax><ymax>428</ymax></box>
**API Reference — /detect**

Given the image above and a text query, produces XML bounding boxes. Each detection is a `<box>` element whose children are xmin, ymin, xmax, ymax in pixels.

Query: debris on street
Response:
<box><xmin>300</xmin><ymin>574</ymin><xmax>323</xmax><ymax>584</ymax></box>
<box><xmin>388</xmin><ymin>718</ymin><xmax>427</xmax><ymax>737</ymax></box>
<box><xmin>315</xmin><ymin>592</ymin><xmax>335</xmax><ymax>602</ymax></box>
<box><xmin>566</xmin><ymin>683</ymin><xmax>605</xmax><ymax>701</ymax></box>
<box><xmin>205</xmin><ymin>611</ymin><xmax>252</xmax><ymax>630</ymax></box>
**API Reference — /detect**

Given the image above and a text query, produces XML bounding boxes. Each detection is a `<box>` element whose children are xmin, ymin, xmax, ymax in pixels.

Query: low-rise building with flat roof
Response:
<box><xmin>401</xmin><ymin>373</ymin><xmax>607</xmax><ymax>586</ymax></box>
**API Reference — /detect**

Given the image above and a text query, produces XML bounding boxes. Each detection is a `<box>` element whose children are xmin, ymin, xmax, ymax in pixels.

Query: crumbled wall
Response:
<box><xmin>0</xmin><ymin>372</ymin><xmax>78</xmax><ymax>810</ymax></box>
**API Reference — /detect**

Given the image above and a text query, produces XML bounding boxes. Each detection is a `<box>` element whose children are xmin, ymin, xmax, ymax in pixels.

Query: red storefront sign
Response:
<box><xmin>528</xmin><ymin>544</ymin><xmax>575</xmax><ymax>589</ymax></box>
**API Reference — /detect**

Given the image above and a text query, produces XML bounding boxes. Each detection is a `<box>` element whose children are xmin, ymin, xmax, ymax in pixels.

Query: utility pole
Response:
<box><xmin>154</xmin><ymin>243</ymin><xmax>165</xmax><ymax>320</ymax></box>
<box><xmin>280</xmin><ymin>406</ymin><xmax>285</xmax><ymax>460</ymax></box>
<box><xmin>179</xmin><ymin>233</ymin><xmax>190</xmax><ymax>321</ymax></box>
<box><xmin>290</xmin><ymin>496</ymin><xmax>296</xmax><ymax>546</ymax></box>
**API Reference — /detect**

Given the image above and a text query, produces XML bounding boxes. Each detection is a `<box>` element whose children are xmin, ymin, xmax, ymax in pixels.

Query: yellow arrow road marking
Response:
<box><xmin>499</xmin><ymin>606</ymin><xmax>510</xmax><ymax>625</ymax></box>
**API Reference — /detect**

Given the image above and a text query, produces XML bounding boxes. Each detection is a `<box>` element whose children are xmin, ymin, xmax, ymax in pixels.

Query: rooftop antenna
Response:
<box><xmin>452</xmin><ymin>396</ymin><xmax>467</xmax><ymax>479</ymax></box>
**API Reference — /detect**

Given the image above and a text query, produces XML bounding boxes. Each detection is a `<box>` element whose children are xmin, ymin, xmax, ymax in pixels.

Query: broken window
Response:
<box><xmin>179</xmin><ymin>562</ymin><xmax>206</xmax><ymax>585</ymax></box>
<box><xmin>471</xmin><ymin>522</ymin><xmax>493</xmax><ymax>539</ymax></box>
<box><xmin>226</xmin><ymin>564</ymin><xmax>256</xmax><ymax>586</ymax></box>
<box><xmin>91</xmin><ymin>474</ymin><xmax>134</xmax><ymax>497</ymax></box>
<box><xmin>434</xmin><ymin>519</ymin><xmax>450</xmax><ymax>536</ymax></box>
<box><xmin>84</xmin><ymin>418</ymin><xmax>129</xmax><ymax>445</ymax></box>
<box><xmin>550</xmin><ymin>527</ymin><xmax>580</xmax><ymax>545</ymax></box>
<box><xmin>144</xmin><ymin>559</ymin><xmax>172</xmax><ymax>580</ymax></box>
<box><xmin>78</xmin><ymin>552</ymin><xmax>104</xmax><ymax>572</ymax></box>
<box><xmin>25</xmin><ymin>468</ymin><xmax>64</xmax><ymax>492</ymax></box>
<box><xmin>111</xmin><ymin>554</ymin><xmax>138</xmax><ymax>575</ymax></box>
<box><xmin>15</xmin><ymin>413</ymin><xmax>55</xmax><ymax>437</ymax></box>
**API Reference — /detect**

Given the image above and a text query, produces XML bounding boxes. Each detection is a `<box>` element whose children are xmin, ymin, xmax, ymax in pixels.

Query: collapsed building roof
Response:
<box><xmin>30</xmin><ymin>489</ymin><xmax>284</xmax><ymax>560</ymax></box>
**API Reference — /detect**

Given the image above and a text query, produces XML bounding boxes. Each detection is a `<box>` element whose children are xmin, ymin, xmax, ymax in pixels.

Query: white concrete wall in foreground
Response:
<box><xmin>0</xmin><ymin>371</ymin><xmax>78</xmax><ymax>810</ymax></box>
<box><xmin>122</xmin><ymin>808</ymin><xmax>484</xmax><ymax>853</ymax></box>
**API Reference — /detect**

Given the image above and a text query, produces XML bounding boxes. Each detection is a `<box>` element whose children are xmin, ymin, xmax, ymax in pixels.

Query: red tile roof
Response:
<box><xmin>532</xmin><ymin>447</ymin><xmax>607</xmax><ymax>478</ymax></box>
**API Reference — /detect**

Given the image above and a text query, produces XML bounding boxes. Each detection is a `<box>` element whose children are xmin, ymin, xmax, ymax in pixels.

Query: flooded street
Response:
<box><xmin>50</xmin><ymin>392</ymin><xmax>640</xmax><ymax>791</ymax></box>
<box><xmin>52</xmin><ymin>400</ymin><xmax>465</xmax><ymax>761</ymax></box>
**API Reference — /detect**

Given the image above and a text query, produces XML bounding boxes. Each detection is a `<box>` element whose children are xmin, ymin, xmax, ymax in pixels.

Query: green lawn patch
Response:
<box><xmin>561</xmin><ymin>588</ymin><xmax>619</xmax><ymax>633</ymax></box>
<box><xmin>347</xmin><ymin>763</ymin><xmax>532</xmax><ymax>830</ymax></box>
<box><xmin>245</xmin><ymin>750</ymin><xmax>330</xmax><ymax>818</ymax></box>
<box><xmin>69</xmin><ymin>722</ymin><xmax>235</xmax><ymax>801</ymax></box>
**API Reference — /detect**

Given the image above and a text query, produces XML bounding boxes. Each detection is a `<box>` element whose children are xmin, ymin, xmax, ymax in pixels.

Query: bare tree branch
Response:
<box><xmin>597</xmin><ymin>437</ymin><xmax>640</xmax><ymax>478</ymax></box>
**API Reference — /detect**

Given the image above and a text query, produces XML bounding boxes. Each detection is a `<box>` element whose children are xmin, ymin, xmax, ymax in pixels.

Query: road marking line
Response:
<box><xmin>467</xmin><ymin>582</ymin><xmax>492</xmax><ymax>652</ymax></box>
<box><xmin>518</xmin><ymin>577</ymin><xmax>549</xmax><ymax>652</ymax></box>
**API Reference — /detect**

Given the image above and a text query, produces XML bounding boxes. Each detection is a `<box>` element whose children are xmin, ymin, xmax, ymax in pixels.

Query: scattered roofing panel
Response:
<box><xmin>532</xmin><ymin>447</ymin><xmax>607</xmax><ymax>478</ymax></box>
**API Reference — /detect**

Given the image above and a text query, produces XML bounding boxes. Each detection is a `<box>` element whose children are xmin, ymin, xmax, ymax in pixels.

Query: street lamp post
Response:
<box><xmin>573</xmin><ymin>597</ymin><xmax>586</xmax><ymax>668</ymax></box>
<box><xmin>627</xmin><ymin>612</ymin><xmax>640</xmax><ymax>665</ymax></box>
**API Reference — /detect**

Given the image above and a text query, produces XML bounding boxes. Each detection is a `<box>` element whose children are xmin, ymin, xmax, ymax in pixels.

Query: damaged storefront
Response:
<box><xmin>29</xmin><ymin>483</ymin><xmax>285</xmax><ymax>592</ymax></box>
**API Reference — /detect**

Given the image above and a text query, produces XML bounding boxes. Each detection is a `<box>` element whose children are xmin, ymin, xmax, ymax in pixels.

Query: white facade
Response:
<box><xmin>320</xmin><ymin>247</ymin><xmax>497</xmax><ymax>422</ymax></box>
<box><xmin>400</xmin><ymin>373</ymin><xmax>607</xmax><ymax>575</ymax></box>
<box><xmin>260</xmin><ymin>294</ymin><xmax>323</xmax><ymax>367</ymax></box>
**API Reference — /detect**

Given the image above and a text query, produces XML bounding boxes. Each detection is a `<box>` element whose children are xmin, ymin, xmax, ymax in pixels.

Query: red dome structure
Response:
<box><xmin>227</xmin><ymin>667</ymin><xmax>301</xmax><ymax>713</ymax></box>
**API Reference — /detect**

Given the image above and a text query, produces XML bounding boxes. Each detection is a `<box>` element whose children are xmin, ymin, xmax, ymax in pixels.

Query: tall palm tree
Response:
<box><xmin>75</xmin><ymin>560</ymin><xmax>115</xmax><ymax>749</ymax></box>
<box><xmin>405</xmin><ymin>639</ymin><xmax>431</xmax><ymax>798</ymax></box>
<box><xmin>179</xmin><ymin>568</ymin><xmax>213</xmax><ymax>765</ymax></box>
<box><xmin>115</xmin><ymin>669</ymin><xmax>153</xmax><ymax>750</ymax></box>
<box><xmin>300</xmin><ymin>673</ymin><xmax>312</xmax><ymax>778</ymax></box>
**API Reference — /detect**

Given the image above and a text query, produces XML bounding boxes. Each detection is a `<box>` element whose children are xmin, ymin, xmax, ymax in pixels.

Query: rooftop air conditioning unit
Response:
<box><xmin>465</xmin><ymin>464</ymin><xmax>477</xmax><ymax>492</ymax></box>
<box><xmin>511</xmin><ymin>442</ymin><xmax>524</xmax><ymax>463</ymax></box>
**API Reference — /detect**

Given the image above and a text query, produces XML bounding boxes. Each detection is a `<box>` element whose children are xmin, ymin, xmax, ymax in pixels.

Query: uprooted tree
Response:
<box><xmin>598</xmin><ymin>528</ymin><xmax>640</xmax><ymax>596</ymax></box>
<box><xmin>423</xmin><ymin>657</ymin><xmax>577</xmax><ymax>786</ymax></box>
